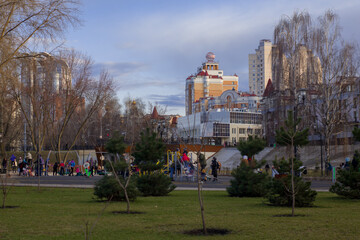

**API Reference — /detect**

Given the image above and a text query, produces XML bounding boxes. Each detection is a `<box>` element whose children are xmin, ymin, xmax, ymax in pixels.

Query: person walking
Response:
<box><xmin>90</xmin><ymin>158</ymin><xmax>94</xmax><ymax>177</ymax></box>
<box><xmin>69</xmin><ymin>160</ymin><xmax>75</xmax><ymax>176</ymax></box>
<box><xmin>45</xmin><ymin>158</ymin><xmax>49</xmax><ymax>176</ymax></box>
<box><xmin>59</xmin><ymin>161</ymin><xmax>65</xmax><ymax>175</ymax></box>
<box><xmin>39</xmin><ymin>155</ymin><xmax>44</xmax><ymax>176</ymax></box>
<box><xmin>211</xmin><ymin>157</ymin><xmax>219</xmax><ymax>182</ymax></box>
<box><xmin>53</xmin><ymin>162</ymin><xmax>58</xmax><ymax>176</ymax></box>
<box><xmin>26</xmin><ymin>152</ymin><xmax>32</xmax><ymax>166</ymax></box>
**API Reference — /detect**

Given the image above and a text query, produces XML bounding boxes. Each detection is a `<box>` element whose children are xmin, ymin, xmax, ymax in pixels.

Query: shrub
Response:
<box><xmin>94</xmin><ymin>175</ymin><xmax>138</xmax><ymax>201</ymax></box>
<box><xmin>136</xmin><ymin>173</ymin><xmax>176</xmax><ymax>196</ymax></box>
<box><xmin>227</xmin><ymin>162</ymin><xmax>270</xmax><ymax>197</ymax></box>
<box><xmin>265</xmin><ymin>175</ymin><xmax>317</xmax><ymax>207</ymax></box>
<box><xmin>330</xmin><ymin>166</ymin><xmax>360</xmax><ymax>199</ymax></box>
<box><xmin>329</xmin><ymin>150</ymin><xmax>360</xmax><ymax>199</ymax></box>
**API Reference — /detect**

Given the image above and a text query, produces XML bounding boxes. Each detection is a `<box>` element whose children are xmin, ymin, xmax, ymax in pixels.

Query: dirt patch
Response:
<box><xmin>112</xmin><ymin>211</ymin><xmax>145</xmax><ymax>215</ymax></box>
<box><xmin>0</xmin><ymin>206</ymin><xmax>20</xmax><ymax>209</ymax></box>
<box><xmin>184</xmin><ymin>228</ymin><xmax>231</xmax><ymax>236</ymax></box>
<box><xmin>273</xmin><ymin>214</ymin><xmax>306</xmax><ymax>217</ymax></box>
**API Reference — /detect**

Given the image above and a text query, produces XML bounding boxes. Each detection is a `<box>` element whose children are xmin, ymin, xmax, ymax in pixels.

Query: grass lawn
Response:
<box><xmin>0</xmin><ymin>188</ymin><xmax>359</xmax><ymax>240</ymax></box>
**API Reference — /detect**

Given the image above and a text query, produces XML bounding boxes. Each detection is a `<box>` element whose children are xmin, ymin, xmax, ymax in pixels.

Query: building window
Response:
<box><xmin>213</xmin><ymin>123</ymin><xmax>230</xmax><ymax>137</ymax></box>
<box><xmin>239</xmin><ymin>128</ymin><xmax>245</xmax><ymax>134</ymax></box>
<box><xmin>247</xmin><ymin>128</ymin><xmax>253</xmax><ymax>134</ymax></box>
<box><xmin>232</xmin><ymin>128</ymin><xmax>236</xmax><ymax>134</ymax></box>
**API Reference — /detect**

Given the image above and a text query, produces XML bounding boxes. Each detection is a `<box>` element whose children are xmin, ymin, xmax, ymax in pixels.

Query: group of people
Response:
<box><xmin>0</xmin><ymin>152</ymin><xmax>101</xmax><ymax>177</ymax></box>
<box><xmin>1</xmin><ymin>152</ymin><xmax>48</xmax><ymax>177</ymax></box>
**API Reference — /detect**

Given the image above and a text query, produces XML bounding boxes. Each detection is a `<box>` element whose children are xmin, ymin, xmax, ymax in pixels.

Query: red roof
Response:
<box><xmin>151</xmin><ymin>106</ymin><xmax>159</xmax><ymax>119</ymax></box>
<box><xmin>197</xmin><ymin>71</ymin><xmax>209</xmax><ymax>77</ymax></box>
<box><xmin>171</xmin><ymin>116</ymin><xmax>178</xmax><ymax>125</ymax></box>
<box><xmin>263</xmin><ymin>79</ymin><xmax>274</xmax><ymax>97</ymax></box>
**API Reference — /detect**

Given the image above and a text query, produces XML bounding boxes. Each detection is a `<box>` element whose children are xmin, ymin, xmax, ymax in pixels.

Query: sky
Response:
<box><xmin>65</xmin><ymin>0</ymin><xmax>360</xmax><ymax>115</ymax></box>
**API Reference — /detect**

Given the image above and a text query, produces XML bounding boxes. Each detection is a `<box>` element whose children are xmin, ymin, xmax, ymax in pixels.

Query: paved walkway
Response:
<box><xmin>3</xmin><ymin>173</ymin><xmax>332</xmax><ymax>191</ymax></box>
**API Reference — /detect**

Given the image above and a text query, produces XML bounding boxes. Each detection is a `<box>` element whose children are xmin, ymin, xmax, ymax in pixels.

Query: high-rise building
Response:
<box><xmin>248</xmin><ymin>39</ymin><xmax>272</xmax><ymax>96</ymax></box>
<box><xmin>20</xmin><ymin>52</ymin><xmax>72</xmax><ymax>121</ymax></box>
<box><xmin>185</xmin><ymin>52</ymin><xmax>238</xmax><ymax>115</ymax></box>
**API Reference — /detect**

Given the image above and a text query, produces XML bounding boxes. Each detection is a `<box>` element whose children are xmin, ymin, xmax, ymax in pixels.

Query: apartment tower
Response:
<box><xmin>248</xmin><ymin>39</ymin><xmax>272</xmax><ymax>96</ymax></box>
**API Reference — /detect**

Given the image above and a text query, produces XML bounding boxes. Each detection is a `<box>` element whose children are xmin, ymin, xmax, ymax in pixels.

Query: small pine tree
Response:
<box><xmin>265</xmin><ymin>158</ymin><xmax>317</xmax><ymax>207</ymax></box>
<box><xmin>133</xmin><ymin>128</ymin><xmax>165</xmax><ymax>172</ymax></box>
<box><xmin>103</xmin><ymin>132</ymin><xmax>135</xmax><ymax>213</ymax></box>
<box><xmin>94</xmin><ymin>175</ymin><xmax>138</xmax><ymax>201</ymax></box>
<box><xmin>133</xmin><ymin>128</ymin><xmax>175</xmax><ymax>196</ymax></box>
<box><xmin>352</xmin><ymin>127</ymin><xmax>360</xmax><ymax>141</ymax></box>
<box><xmin>330</xmin><ymin>150</ymin><xmax>360</xmax><ymax>199</ymax></box>
<box><xmin>227</xmin><ymin>160</ymin><xmax>270</xmax><ymax>197</ymax></box>
<box><xmin>237</xmin><ymin>135</ymin><xmax>266</xmax><ymax>162</ymax></box>
<box><xmin>275</xmin><ymin>110</ymin><xmax>310</xmax><ymax>216</ymax></box>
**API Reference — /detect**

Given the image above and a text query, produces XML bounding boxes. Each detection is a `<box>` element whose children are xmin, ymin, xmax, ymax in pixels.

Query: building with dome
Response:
<box><xmin>179</xmin><ymin>53</ymin><xmax>263</xmax><ymax>146</ymax></box>
<box><xmin>185</xmin><ymin>52</ymin><xmax>238</xmax><ymax>115</ymax></box>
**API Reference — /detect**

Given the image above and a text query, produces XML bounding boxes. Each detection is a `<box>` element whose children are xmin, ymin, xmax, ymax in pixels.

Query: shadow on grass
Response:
<box><xmin>0</xmin><ymin>206</ymin><xmax>20</xmax><ymax>209</ymax></box>
<box><xmin>112</xmin><ymin>211</ymin><xmax>145</xmax><ymax>214</ymax></box>
<box><xmin>273</xmin><ymin>214</ymin><xmax>306</xmax><ymax>217</ymax></box>
<box><xmin>183</xmin><ymin>228</ymin><xmax>231</xmax><ymax>236</ymax></box>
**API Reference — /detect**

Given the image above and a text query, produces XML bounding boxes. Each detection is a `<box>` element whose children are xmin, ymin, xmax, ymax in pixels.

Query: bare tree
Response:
<box><xmin>44</xmin><ymin>50</ymin><xmax>114</xmax><ymax>164</ymax></box>
<box><xmin>177</xmin><ymin>112</ymin><xmax>210</xmax><ymax>234</ymax></box>
<box><xmin>0</xmin><ymin>43</ymin><xmax>22</xmax><ymax>157</ymax></box>
<box><xmin>0</xmin><ymin>172</ymin><xmax>13</xmax><ymax>208</ymax></box>
<box><xmin>0</xmin><ymin>0</ymin><xmax>80</xmax><ymax>68</ymax></box>
<box><xmin>311</xmin><ymin>10</ymin><xmax>360</xmax><ymax>174</ymax></box>
<box><xmin>61</xmin><ymin>70</ymin><xmax>114</xmax><ymax>162</ymax></box>
<box><xmin>273</xmin><ymin>10</ymin><xmax>312</xmax><ymax>93</ymax></box>
<box><xmin>0</xmin><ymin>0</ymin><xmax>80</xmax><ymax>158</ymax></box>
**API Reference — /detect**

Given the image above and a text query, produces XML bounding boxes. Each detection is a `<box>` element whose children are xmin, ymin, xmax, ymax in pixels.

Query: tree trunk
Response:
<box><xmin>291</xmin><ymin>140</ymin><xmax>295</xmax><ymax>217</ymax></box>
<box><xmin>124</xmin><ymin>186</ymin><xmax>130</xmax><ymax>214</ymax></box>
<box><xmin>0</xmin><ymin>142</ymin><xmax>6</xmax><ymax>160</ymax></box>
<box><xmin>197</xmin><ymin>159</ymin><xmax>207</xmax><ymax>234</ymax></box>
<box><xmin>324</xmin><ymin>136</ymin><xmax>330</xmax><ymax>176</ymax></box>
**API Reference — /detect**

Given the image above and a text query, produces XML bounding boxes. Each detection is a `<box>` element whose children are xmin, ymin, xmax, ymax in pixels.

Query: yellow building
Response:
<box><xmin>185</xmin><ymin>52</ymin><xmax>238</xmax><ymax>115</ymax></box>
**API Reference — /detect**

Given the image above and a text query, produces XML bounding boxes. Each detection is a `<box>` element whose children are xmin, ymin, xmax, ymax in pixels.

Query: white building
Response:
<box><xmin>248</xmin><ymin>39</ymin><xmax>272</xmax><ymax>96</ymax></box>
<box><xmin>177</xmin><ymin>109</ymin><xmax>262</xmax><ymax>146</ymax></box>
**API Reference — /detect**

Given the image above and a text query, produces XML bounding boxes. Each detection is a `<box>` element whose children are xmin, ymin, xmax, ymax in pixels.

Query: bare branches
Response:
<box><xmin>0</xmin><ymin>0</ymin><xmax>81</xmax><ymax>67</ymax></box>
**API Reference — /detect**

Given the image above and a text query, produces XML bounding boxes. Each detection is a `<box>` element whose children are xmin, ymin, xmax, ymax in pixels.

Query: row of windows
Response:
<box><xmin>232</xmin><ymin>128</ymin><xmax>262</xmax><ymax>135</ymax></box>
<box><xmin>213</xmin><ymin>123</ymin><xmax>229</xmax><ymax>137</ymax></box>
<box><xmin>230</xmin><ymin>112</ymin><xmax>262</xmax><ymax>124</ymax></box>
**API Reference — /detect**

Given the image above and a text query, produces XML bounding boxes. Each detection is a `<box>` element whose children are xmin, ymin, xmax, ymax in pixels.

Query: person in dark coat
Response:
<box><xmin>211</xmin><ymin>157</ymin><xmax>219</xmax><ymax>181</ymax></box>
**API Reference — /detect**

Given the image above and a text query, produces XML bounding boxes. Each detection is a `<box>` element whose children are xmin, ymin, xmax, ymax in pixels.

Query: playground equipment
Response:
<box><xmin>166</xmin><ymin>150</ymin><xmax>196</xmax><ymax>182</ymax></box>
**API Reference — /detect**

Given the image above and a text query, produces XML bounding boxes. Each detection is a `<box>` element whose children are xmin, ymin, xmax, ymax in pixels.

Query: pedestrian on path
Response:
<box><xmin>211</xmin><ymin>157</ymin><xmax>219</xmax><ymax>181</ymax></box>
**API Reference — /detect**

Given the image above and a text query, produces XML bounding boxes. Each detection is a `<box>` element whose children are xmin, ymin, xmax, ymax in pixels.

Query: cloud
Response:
<box><xmin>67</xmin><ymin>0</ymin><xmax>360</xmax><ymax>116</ymax></box>
<box><xmin>147</xmin><ymin>94</ymin><xmax>185</xmax><ymax>108</ymax></box>
<box><xmin>93</xmin><ymin>61</ymin><xmax>147</xmax><ymax>77</ymax></box>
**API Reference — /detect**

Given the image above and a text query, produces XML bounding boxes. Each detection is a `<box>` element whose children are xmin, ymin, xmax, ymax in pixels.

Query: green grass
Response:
<box><xmin>0</xmin><ymin>188</ymin><xmax>359</xmax><ymax>239</ymax></box>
